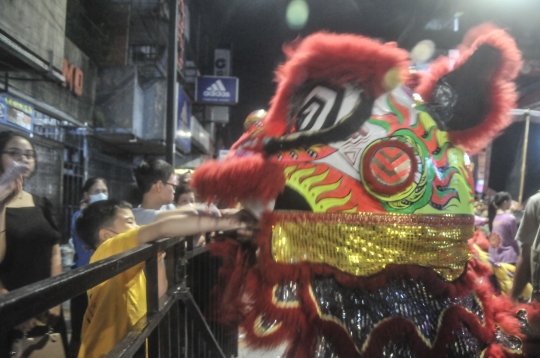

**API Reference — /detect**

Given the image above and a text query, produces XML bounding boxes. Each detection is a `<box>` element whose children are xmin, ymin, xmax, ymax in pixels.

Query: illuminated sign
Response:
<box><xmin>0</xmin><ymin>94</ymin><xmax>34</xmax><ymax>132</ymax></box>
<box><xmin>176</xmin><ymin>86</ymin><xmax>191</xmax><ymax>152</ymax></box>
<box><xmin>195</xmin><ymin>76</ymin><xmax>239</xmax><ymax>105</ymax></box>
<box><xmin>62</xmin><ymin>58</ymin><xmax>84</xmax><ymax>96</ymax></box>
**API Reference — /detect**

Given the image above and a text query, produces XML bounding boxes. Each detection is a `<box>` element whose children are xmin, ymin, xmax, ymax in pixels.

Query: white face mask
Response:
<box><xmin>89</xmin><ymin>192</ymin><xmax>108</xmax><ymax>203</ymax></box>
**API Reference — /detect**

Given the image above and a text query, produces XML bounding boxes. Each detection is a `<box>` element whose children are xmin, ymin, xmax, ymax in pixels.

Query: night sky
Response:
<box><xmin>213</xmin><ymin>0</ymin><xmax>538</xmax><ymax>138</ymax></box>
<box><xmin>210</xmin><ymin>0</ymin><xmax>540</xmax><ymax>197</ymax></box>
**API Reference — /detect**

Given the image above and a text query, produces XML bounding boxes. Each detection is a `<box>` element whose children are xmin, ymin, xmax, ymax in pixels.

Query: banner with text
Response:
<box><xmin>195</xmin><ymin>76</ymin><xmax>238</xmax><ymax>105</ymax></box>
<box><xmin>0</xmin><ymin>94</ymin><xmax>34</xmax><ymax>132</ymax></box>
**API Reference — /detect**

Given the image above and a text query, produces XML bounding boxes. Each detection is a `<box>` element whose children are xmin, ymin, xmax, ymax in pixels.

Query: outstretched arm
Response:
<box><xmin>511</xmin><ymin>244</ymin><xmax>531</xmax><ymax>302</ymax></box>
<box><xmin>138</xmin><ymin>213</ymin><xmax>244</xmax><ymax>245</ymax></box>
<box><xmin>155</xmin><ymin>206</ymin><xmax>200</xmax><ymax>221</ymax></box>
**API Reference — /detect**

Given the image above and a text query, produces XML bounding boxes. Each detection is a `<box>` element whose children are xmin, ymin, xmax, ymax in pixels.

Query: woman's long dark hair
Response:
<box><xmin>488</xmin><ymin>191</ymin><xmax>511</xmax><ymax>232</ymax></box>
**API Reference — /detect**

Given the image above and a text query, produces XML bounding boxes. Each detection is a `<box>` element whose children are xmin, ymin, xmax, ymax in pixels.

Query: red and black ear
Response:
<box><xmin>416</xmin><ymin>24</ymin><xmax>522</xmax><ymax>155</ymax></box>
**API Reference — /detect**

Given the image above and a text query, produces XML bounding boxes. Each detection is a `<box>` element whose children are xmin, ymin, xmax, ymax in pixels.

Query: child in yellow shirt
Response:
<box><xmin>75</xmin><ymin>199</ymin><xmax>246</xmax><ymax>358</ymax></box>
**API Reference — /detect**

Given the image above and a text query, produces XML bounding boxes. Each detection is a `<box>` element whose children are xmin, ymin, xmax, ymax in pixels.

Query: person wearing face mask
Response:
<box><xmin>68</xmin><ymin>177</ymin><xmax>108</xmax><ymax>358</ymax></box>
<box><xmin>70</xmin><ymin>177</ymin><xmax>109</xmax><ymax>269</ymax></box>
<box><xmin>0</xmin><ymin>131</ymin><xmax>67</xmax><ymax>357</ymax></box>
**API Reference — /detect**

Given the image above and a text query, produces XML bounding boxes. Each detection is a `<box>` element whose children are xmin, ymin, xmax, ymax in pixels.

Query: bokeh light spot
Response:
<box><xmin>410</xmin><ymin>40</ymin><xmax>436</xmax><ymax>64</ymax></box>
<box><xmin>286</xmin><ymin>0</ymin><xmax>309</xmax><ymax>30</ymax></box>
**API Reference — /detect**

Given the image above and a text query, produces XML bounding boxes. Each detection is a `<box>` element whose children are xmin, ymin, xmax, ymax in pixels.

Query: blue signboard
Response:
<box><xmin>0</xmin><ymin>94</ymin><xmax>34</xmax><ymax>132</ymax></box>
<box><xmin>176</xmin><ymin>86</ymin><xmax>191</xmax><ymax>152</ymax></box>
<box><xmin>195</xmin><ymin>76</ymin><xmax>239</xmax><ymax>105</ymax></box>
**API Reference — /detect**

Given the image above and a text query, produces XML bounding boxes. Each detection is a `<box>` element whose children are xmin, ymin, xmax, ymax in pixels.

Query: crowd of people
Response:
<box><xmin>469</xmin><ymin>191</ymin><xmax>540</xmax><ymax>301</ymax></box>
<box><xmin>0</xmin><ymin>130</ymin><xmax>250</xmax><ymax>358</ymax></box>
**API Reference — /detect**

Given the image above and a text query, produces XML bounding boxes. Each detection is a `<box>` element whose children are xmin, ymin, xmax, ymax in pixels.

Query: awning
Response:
<box><xmin>0</xmin><ymin>31</ymin><xmax>64</xmax><ymax>83</ymax></box>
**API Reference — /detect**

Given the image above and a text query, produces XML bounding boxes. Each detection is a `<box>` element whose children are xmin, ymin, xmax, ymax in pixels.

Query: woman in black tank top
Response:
<box><xmin>0</xmin><ymin>131</ymin><xmax>67</xmax><ymax>358</ymax></box>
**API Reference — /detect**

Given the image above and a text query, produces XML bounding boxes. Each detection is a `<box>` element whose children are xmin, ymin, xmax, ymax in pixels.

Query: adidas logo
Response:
<box><xmin>203</xmin><ymin>80</ymin><xmax>230</xmax><ymax>98</ymax></box>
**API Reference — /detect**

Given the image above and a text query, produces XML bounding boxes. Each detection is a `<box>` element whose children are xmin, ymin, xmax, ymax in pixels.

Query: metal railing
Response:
<box><xmin>0</xmin><ymin>235</ymin><xmax>237</xmax><ymax>357</ymax></box>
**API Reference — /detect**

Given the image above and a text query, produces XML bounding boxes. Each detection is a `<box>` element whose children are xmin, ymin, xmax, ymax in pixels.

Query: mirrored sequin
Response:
<box><xmin>447</xmin><ymin>324</ymin><xmax>485</xmax><ymax>357</ymax></box>
<box><xmin>271</xmin><ymin>212</ymin><xmax>473</xmax><ymax>281</ymax></box>
<box><xmin>494</xmin><ymin>325</ymin><xmax>522</xmax><ymax>353</ymax></box>
<box><xmin>311</xmin><ymin>277</ymin><xmax>485</xmax><ymax>355</ymax></box>
<box><xmin>275</xmin><ymin>282</ymin><xmax>299</xmax><ymax>302</ymax></box>
<box><xmin>313</xmin><ymin>335</ymin><xmax>341</xmax><ymax>358</ymax></box>
<box><xmin>381</xmin><ymin>340</ymin><xmax>416</xmax><ymax>358</ymax></box>
<box><xmin>515</xmin><ymin>308</ymin><xmax>540</xmax><ymax>341</ymax></box>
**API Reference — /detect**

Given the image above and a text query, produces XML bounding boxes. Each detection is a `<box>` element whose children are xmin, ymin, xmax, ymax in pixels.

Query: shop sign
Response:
<box><xmin>62</xmin><ymin>58</ymin><xmax>84</xmax><ymax>96</ymax></box>
<box><xmin>195</xmin><ymin>76</ymin><xmax>239</xmax><ymax>105</ymax></box>
<box><xmin>0</xmin><ymin>94</ymin><xmax>34</xmax><ymax>132</ymax></box>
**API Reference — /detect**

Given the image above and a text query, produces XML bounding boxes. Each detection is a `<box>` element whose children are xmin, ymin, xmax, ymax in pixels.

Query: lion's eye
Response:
<box><xmin>294</xmin><ymin>84</ymin><xmax>362</xmax><ymax>134</ymax></box>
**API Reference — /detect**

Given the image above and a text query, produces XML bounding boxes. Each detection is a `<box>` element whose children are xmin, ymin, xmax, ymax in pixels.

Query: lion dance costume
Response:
<box><xmin>193</xmin><ymin>25</ymin><xmax>540</xmax><ymax>357</ymax></box>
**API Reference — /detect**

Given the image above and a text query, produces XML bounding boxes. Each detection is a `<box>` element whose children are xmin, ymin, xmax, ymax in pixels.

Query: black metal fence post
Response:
<box><xmin>0</xmin><ymin>236</ymin><xmax>238</xmax><ymax>358</ymax></box>
<box><xmin>146</xmin><ymin>247</ymin><xmax>160</xmax><ymax>357</ymax></box>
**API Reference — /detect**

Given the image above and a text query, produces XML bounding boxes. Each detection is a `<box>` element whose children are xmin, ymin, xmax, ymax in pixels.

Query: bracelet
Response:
<box><xmin>0</xmin><ymin>230</ymin><xmax>5</xmax><ymax>234</ymax></box>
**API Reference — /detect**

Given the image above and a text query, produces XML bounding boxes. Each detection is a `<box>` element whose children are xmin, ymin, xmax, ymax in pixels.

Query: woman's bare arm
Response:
<box><xmin>48</xmin><ymin>244</ymin><xmax>62</xmax><ymax>322</ymax></box>
<box><xmin>0</xmin><ymin>176</ymin><xmax>21</xmax><ymax>263</ymax></box>
<box><xmin>157</xmin><ymin>253</ymin><xmax>168</xmax><ymax>298</ymax></box>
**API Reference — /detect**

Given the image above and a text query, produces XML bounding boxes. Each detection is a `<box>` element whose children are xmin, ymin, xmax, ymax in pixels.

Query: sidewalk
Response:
<box><xmin>238</xmin><ymin>346</ymin><xmax>286</xmax><ymax>358</ymax></box>
<box><xmin>237</xmin><ymin>334</ymin><xmax>286</xmax><ymax>358</ymax></box>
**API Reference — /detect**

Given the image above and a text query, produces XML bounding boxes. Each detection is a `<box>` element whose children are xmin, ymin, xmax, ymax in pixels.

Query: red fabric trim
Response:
<box><xmin>255</xmin><ymin>212</ymin><xmax>481</xmax><ymax>296</ymax></box>
<box><xmin>361</xmin><ymin>306</ymin><xmax>493</xmax><ymax>357</ymax></box>
<box><xmin>191</xmin><ymin>155</ymin><xmax>286</xmax><ymax>205</ymax></box>
<box><xmin>272</xmin><ymin>210</ymin><xmax>474</xmax><ymax>226</ymax></box>
<box><xmin>208</xmin><ymin>213</ymin><xmax>526</xmax><ymax>356</ymax></box>
<box><xmin>416</xmin><ymin>24</ymin><xmax>522</xmax><ymax>155</ymax></box>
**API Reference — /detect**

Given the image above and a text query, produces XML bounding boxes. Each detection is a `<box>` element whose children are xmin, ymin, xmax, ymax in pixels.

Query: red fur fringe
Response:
<box><xmin>349</xmin><ymin>307</ymin><xmax>494</xmax><ymax>358</ymax></box>
<box><xmin>469</xmin><ymin>229</ymin><xmax>490</xmax><ymax>251</ymax></box>
<box><xmin>245</xmin><ymin>32</ymin><xmax>410</xmax><ymax>141</ymax></box>
<box><xmin>191</xmin><ymin>155</ymin><xmax>286</xmax><ymax>205</ymax></box>
<box><xmin>416</xmin><ymin>24</ymin><xmax>522</xmax><ymax>155</ymax></box>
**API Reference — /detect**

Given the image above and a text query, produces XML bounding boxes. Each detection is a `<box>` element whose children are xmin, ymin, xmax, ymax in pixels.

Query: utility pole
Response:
<box><xmin>166</xmin><ymin>0</ymin><xmax>178</xmax><ymax>166</ymax></box>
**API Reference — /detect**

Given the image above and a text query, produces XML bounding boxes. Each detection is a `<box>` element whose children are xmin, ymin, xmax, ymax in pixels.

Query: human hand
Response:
<box><xmin>223</xmin><ymin>209</ymin><xmax>258</xmax><ymax>243</ymax></box>
<box><xmin>47</xmin><ymin>305</ymin><xmax>61</xmax><ymax>327</ymax></box>
<box><xmin>195</xmin><ymin>234</ymin><xmax>206</xmax><ymax>247</ymax></box>
<box><xmin>15</xmin><ymin>318</ymin><xmax>36</xmax><ymax>333</ymax></box>
<box><xmin>0</xmin><ymin>175</ymin><xmax>22</xmax><ymax>207</ymax></box>
<box><xmin>219</xmin><ymin>208</ymin><xmax>238</xmax><ymax>217</ymax></box>
<box><xmin>193</xmin><ymin>203</ymin><xmax>221</xmax><ymax>217</ymax></box>
<box><xmin>2</xmin><ymin>288</ymin><xmax>35</xmax><ymax>332</ymax></box>
<box><xmin>175</xmin><ymin>205</ymin><xmax>199</xmax><ymax>216</ymax></box>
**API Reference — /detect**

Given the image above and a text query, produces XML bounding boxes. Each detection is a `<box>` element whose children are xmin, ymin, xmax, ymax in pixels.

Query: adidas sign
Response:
<box><xmin>203</xmin><ymin>80</ymin><xmax>230</xmax><ymax>98</ymax></box>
